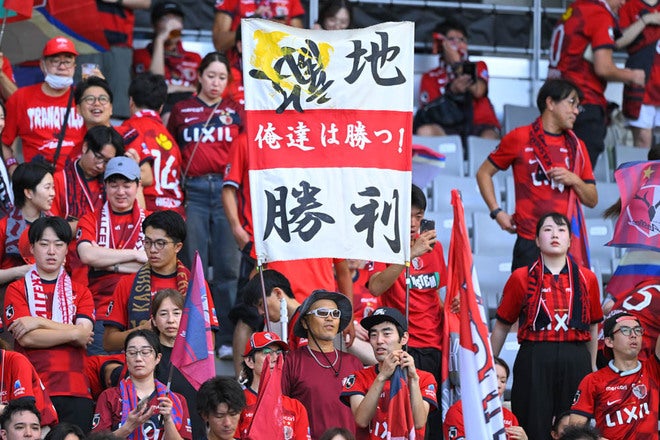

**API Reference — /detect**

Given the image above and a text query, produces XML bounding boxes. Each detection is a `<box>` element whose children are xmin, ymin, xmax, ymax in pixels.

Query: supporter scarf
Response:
<box><xmin>63</xmin><ymin>159</ymin><xmax>104</xmax><ymax>220</ymax></box>
<box><xmin>25</xmin><ymin>265</ymin><xmax>74</xmax><ymax>324</ymax></box>
<box><xmin>97</xmin><ymin>201</ymin><xmax>145</xmax><ymax>250</ymax></box>
<box><xmin>524</xmin><ymin>256</ymin><xmax>590</xmax><ymax>332</ymax></box>
<box><xmin>4</xmin><ymin>208</ymin><xmax>25</xmax><ymax>258</ymax></box>
<box><xmin>119</xmin><ymin>377</ymin><xmax>185</xmax><ymax>440</ymax></box>
<box><xmin>127</xmin><ymin>261</ymin><xmax>189</xmax><ymax>328</ymax></box>
<box><xmin>0</xmin><ymin>166</ymin><xmax>12</xmax><ymax>217</ymax></box>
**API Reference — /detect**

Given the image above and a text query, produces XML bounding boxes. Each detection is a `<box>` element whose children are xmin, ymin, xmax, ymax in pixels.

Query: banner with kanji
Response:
<box><xmin>242</xmin><ymin>19</ymin><xmax>414</xmax><ymax>265</ymax></box>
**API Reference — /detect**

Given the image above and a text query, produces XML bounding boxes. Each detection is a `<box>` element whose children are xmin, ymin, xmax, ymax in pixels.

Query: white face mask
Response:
<box><xmin>44</xmin><ymin>73</ymin><xmax>73</xmax><ymax>90</ymax></box>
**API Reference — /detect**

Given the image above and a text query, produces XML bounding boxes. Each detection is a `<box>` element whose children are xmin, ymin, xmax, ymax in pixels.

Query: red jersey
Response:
<box><xmin>267</xmin><ymin>258</ymin><xmax>338</xmax><ymax>303</ymax></box>
<box><xmin>119</xmin><ymin>110</ymin><xmax>184</xmax><ymax>216</ymax></box>
<box><xmin>4</xmin><ymin>277</ymin><xmax>95</xmax><ymax>399</ymax></box>
<box><xmin>167</xmin><ymin>95</ymin><xmax>244</xmax><ymax>178</ymax></box>
<box><xmin>487</xmin><ymin>123</ymin><xmax>595</xmax><ymax>240</ymax></box>
<box><xmin>102</xmin><ymin>268</ymin><xmax>219</xmax><ymax>329</ymax></box>
<box><xmin>133</xmin><ymin>42</ymin><xmax>201</xmax><ymax>89</ymax></box>
<box><xmin>96</xmin><ymin>3</ymin><xmax>135</xmax><ymax>47</ymax></box>
<box><xmin>214</xmin><ymin>0</ymin><xmax>305</xmax><ymax>30</ymax></box>
<box><xmin>444</xmin><ymin>400</ymin><xmax>518</xmax><ymax>440</ymax></box>
<box><xmin>418</xmin><ymin>60</ymin><xmax>500</xmax><ymax>128</ymax></box>
<box><xmin>370</xmin><ymin>244</ymin><xmax>447</xmax><ymax>350</ymax></box>
<box><xmin>84</xmin><ymin>354</ymin><xmax>125</xmax><ymax>400</ymax></box>
<box><xmin>348</xmin><ymin>263</ymin><xmax>380</xmax><ymax>322</ymax></box>
<box><xmin>3</xmin><ymin>84</ymin><xmax>85</xmax><ymax>170</ymax></box>
<box><xmin>0</xmin><ymin>349</ymin><xmax>59</xmax><ymax>426</ymax></box>
<box><xmin>282</xmin><ymin>348</ymin><xmax>363</xmax><ymax>440</ymax></box>
<box><xmin>619</xmin><ymin>0</ymin><xmax>660</xmax><ymax>105</ymax></box>
<box><xmin>340</xmin><ymin>365</ymin><xmax>437</xmax><ymax>440</ymax></box>
<box><xmin>571</xmin><ymin>356</ymin><xmax>660</xmax><ymax>440</ymax></box>
<box><xmin>223</xmin><ymin>134</ymin><xmax>253</xmax><ymax>237</ymax></box>
<box><xmin>548</xmin><ymin>0</ymin><xmax>617</xmax><ymax>108</ymax></box>
<box><xmin>239</xmin><ymin>389</ymin><xmax>311</xmax><ymax>440</ymax></box>
<box><xmin>1</xmin><ymin>56</ymin><xmax>14</xmax><ymax>86</ymax></box>
<box><xmin>496</xmin><ymin>262</ymin><xmax>603</xmax><ymax>343</ymax></box>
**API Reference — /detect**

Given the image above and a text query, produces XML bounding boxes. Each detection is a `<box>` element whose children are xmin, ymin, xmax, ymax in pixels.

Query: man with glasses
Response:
<box><xmin>74</xmin><ymin>76</ymin><xmax>115</xmax><ymax>129</ymax></box>
<box><xmin>569</xmin><ymin>312</ymin><xmax>660</xmax><ymax>439</ymax></box>
<box><xmin>282</xmin><ymin>290</ymin><xmax>363</xmax><ymax>439</ymax></box>
<box><xmin>2</xmin><ymin>37</ymin><xmax>85</xmax><ymax>173</ymax></box>
<box><xmin>102</xmin><ymin>209</ymin><xmax>218</xmax><ymax>352</ymax></box>
<box><xmin>477</xmin><ymin>79</ymin><xmax>598</xmax><ymax>270</ymax></box>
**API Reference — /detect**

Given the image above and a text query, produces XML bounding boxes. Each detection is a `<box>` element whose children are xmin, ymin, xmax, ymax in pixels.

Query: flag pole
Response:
<box><xmin>258</xmin><ymin>264</ymin><xmax>271</xmax><ymax>332</ymax></box>
<box><xmin>404</xmin><ymin>261</ymin><xmax>410</xmax><ymax>351</ymax></box>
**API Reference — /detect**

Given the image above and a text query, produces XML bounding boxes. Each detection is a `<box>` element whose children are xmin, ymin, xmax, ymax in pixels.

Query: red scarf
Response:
<box><xmin>97</xmin><ymin>201</ymin><xmax>145</xmax><ymax>250</ymax></box>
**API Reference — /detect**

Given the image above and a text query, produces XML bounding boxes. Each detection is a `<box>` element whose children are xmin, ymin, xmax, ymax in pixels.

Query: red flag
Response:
<box><xmin>245</xmin><ymin>354</ymin><xmax>284</xmax><ymax>440</ymax></box>
<box><xmin>171</xmin><ymin>252</ymin><xmax>216</xmax><ymax>390</ymax></box>
<box><xmin>449</xmin><ymin>189</ymin><xmax>506</xmax><ymax>439</ymax></box>
<box><xmin>2</xmin><ymin>0</ymin><xmax>34</xmax><ymax>21</ymax></box>
<box><xmin>387</xmin><ymin>366</ymin><xmax>415</xmax><ymax>440</ymax></box>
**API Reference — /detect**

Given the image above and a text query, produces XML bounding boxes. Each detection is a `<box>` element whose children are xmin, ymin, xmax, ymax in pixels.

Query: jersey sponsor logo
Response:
<box><xmin>180</xmin><ymin>107</ymin><xmax>204</xmax><ymax>113</ymax></box>
<box><xmin>605</xmin><ymin>402</ymin><xmax>650</xmax><ymax>427</ymax></box>
<box><xmin>27</xmin><ymin>106</ymin><xmax>84</xmax><ymax>131</ymax></box>
<box><xmin>607</xmin><ymin>399</ymin><xmax>621</xmax><ymax>406</ymax></box>
<box><xmin>13</xmin><ymin>380</ymin><xmax>25</xmax><ymax>397</ymax></box>
<box><xmin>182</xmin><ymin>126</ymin><xmax>234</xmax><ymax>143</ymax></box>
<box><xmin>184</xmin><ymin>117</ymin><xmax>197</xmax><ymax>124</ymax></box>
<box><xmin>408</xmin><ymin>273</ymin><xmax>440</xmax><ymax>290</ymax></box>
<box><xmin>606</xmin><ymin>385</ymin><xmax>627</xmax><ymax>391</ymax></box>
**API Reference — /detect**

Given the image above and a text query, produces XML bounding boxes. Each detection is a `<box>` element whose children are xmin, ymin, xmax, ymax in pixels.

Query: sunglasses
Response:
<box><xmin>306</xmin><ymin>308</ymin><xmax>341</xmax><ymax>319</ymax></box>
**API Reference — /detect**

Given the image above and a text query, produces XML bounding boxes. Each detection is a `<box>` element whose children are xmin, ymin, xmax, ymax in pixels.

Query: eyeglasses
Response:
<box><xmin>46</xmin><ymin>57</ymin><xmax>75</xmax><ymax>68</ymax></box>
<box><xmin>125</xmin><ymin>348</ymin><xmax>156</xmax><ymax>358</ymax></box>
<box><xmin>564</xmin><ymin>97</ymin><xmax>585</xmax><ymax>113</ymax></box>
<box><xmin>81</xmin><ymin>95</ymin><xmax>111</xmax><ymax>106</ymax></box>
<box><xmin>144</xmin><ymin>238</ymin><xmax>175</xmax><ymax>250</ymax></box>
<box><xmin>91</xmin><ymin>150</ymin><xmax>112</xmax><ymax>165</ymax></box>
<box><xmin>612</xmin><ymin>326</ymin><xmax>644</xmax><ymax>337</ymax></box>
<box><xmin>306</xmin><ymin>308</ymin><xmax>341</xmax><ymax>319</ymax></box>
<box><xmin>260</xmin><ymin>348</ymin><xmax>283</xmax><ymax>356</ymax></box>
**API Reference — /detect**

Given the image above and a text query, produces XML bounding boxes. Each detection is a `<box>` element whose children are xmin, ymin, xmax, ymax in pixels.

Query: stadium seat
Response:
<box><xmin>473</xmin><ymin>254</ymin><xmax>512</xmax><ymax>323</ymax></box>
<box><xmin>503</xmin><ymin>104</ymin><xmax>539</xmax><ymax>135</ymax></box>
<box><xmin>583</xmin><ymin>182</ymin><xmax>619</xmax><ymax>219</ymax></box>
<box><xmin>585</xmin><ymin>217</ymin><xmax>617</xmax><ymax>280</ymax></box>
<box><xmin>592</xmin><ymin>148</ymin><xmax>612</xmax><ymax>183</ymax></box>
<box><xmin>472</xmin><ymin>211</ymin><xmax>517</xmax><ymax>256</ymax></box>
<box><xmin>413</xmin><ymin>135</ymin><xmax>465</xmax><ymax>177</ymax></box>
<box><xmin>432</xmin><ymin>175</ymin><xmax>497</xmax><ymax>214</ymax></box>
<box><xmin>614</xmin><ymin>145</ymin><xmax>648</xmax><ymax>169</ymax></box>
<box><xmin>466</xmin><ymin>136</ymin><xmax>499</xmax><ymax>176</ymax></box>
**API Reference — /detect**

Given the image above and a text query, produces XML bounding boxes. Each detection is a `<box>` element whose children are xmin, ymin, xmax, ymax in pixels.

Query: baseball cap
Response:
<box><xmin>151</xmin><ymin>0</ymin><xmax>184</xmax><ymax>24</ymax></box>
<box><xmin>293</xmin><ymin>290</ymin><xmax>352</xmax><ymax>338</ymax></box>
<box><xmin>243</xmin><ymin>331</ymin><xmax>288</xmax><ymax>357</ymax></box>
<box><xmin>43</xmin><ymin>37</ymin><xmax>78</xmax><ymax>57</ymax></box>
<box><xmin>104</xmin><ymin>157</ymin><xmax>141</xmax><ymax>181</ymax></box>
<box><xmin>360</xmin><ymin>307</ymin><xmax>408</xmax><ymax>332</ymax></box>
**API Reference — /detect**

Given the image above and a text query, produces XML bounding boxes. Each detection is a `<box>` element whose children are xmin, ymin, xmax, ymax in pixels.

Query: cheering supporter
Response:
<box><xmin>282</xmin><ymin>290</ymin><xmax>363</xmax><ymax>439</ymax></box>
<box><xmin>3</xmin><ymin>37</ymin><xmax>85</xmax><ymax>173</ymax></box>
<box><xmin>367</xmin><ymin>184</ymin><xmax>447</xmax><ymax>440</ymax></box>
<box><xmin>119</xmin><ymin>73</ymin><xmax>184</xmax><ymax>216</ymax></box>
<box><xmin>340</xmin><ymin>307</ymin><xmax>437</xmax><ymax>440</ymax></box>
<box><xmin>92</xmin><ymin>329</ymin><xmax>192</xmax><ymax>440</ymax></box>
<box><xmin>237</xmin><ymin>331</ymin><xmax>311</xmax><ymax>439</ymax></box>
<box><xmin>0</xmin><ymin>53</ymin><xmax>16</xmax><ymax>102</ymax></box>
<box><xmin>133</xmin><ymin>1</ymin><xmax>201</xmax><ymax>122</ymax></box>
<box><xmin>0</xmin><ymin>162</ymin><xmax>54</xmax><ymax>285</ymax></box>
<box><xmin>617</xmin><ymin>2</ymin><xmax>660</xmax><ymax>148</ymax></box>
<box><xmin>77</xmin><ymin>157</ymin><xmax>148</xmax><ymax>354</ymax></box>
<box><xmin>168</xmin><ymin>51</ymin><xmax>244</xmax><ymax>359</ymax></box>
<box><xmin>415</xmin><ymin>19</ymin><xmax>500</xmax><ymax>140</ymax></box>
<box><xmin>490</xmin><ymin>212</ymin><xmax>603</xmax><ymax>440</ymax></box>
<box><xmin>74</xmin><ymin>77</ymin><xmax>114</xmax><ymax>129</ymax></box>
<box><xmin>0</xmin><ymin>400</ymin><xmax>41</xmax><ymax>440</ymax></box>
<box><xmin>476</xmin><ymin>79</ymin><xmax>597</xmax><ymax>270</ymax></box>
<box><xmin>444</xmin><ymin>357</ymin><xmax>527</xmax><ymax>440</ymax></box>
<box><xmin>196</xmin><ymin>377</ymin><xmax>245</xmax><ymax>440</ymax></box>
<box><xmin>212</xmin><ymin>0</ymin><xmax>304</xmax><ymax>51</ymax></box>
<box><xmin>102</xmin><ymin>210</ymin><xmax>218</xmax><ymax>352</ymax></box>
<box><xmin>344</xmin><ymin>259</ymin><xmax>378</xmax><ymax>365</ymax></box>
<box><xmin>314</xmin><ymin>0</ymin><xmax>352</xmax><ymax>30</ymax></box>
<box><xmin>569</xmin><ymin>312</ymin><xmax>660</xmax><ymax>439</ymax></box>
<box><xmin>4</xmin><ymin>217</ymin><xmax>95</xmax><ymax>431</ymax></box>
<box><xmin>548</xmin><ymin>0</ymin><xmax>646</xmax><ymax>167</ymax></box>
<box><xmin>51</xmin><ymin>126</ymin><xmax>124</xmax><ymax>284</ymax></box>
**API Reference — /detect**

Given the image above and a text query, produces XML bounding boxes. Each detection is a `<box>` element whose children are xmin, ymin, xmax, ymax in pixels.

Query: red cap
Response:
<box><xmin>43</xmin><ymin>37</ymin><xmax>78</xmax><ymax>57</ymax></box>
<box><xmin>242</xmin><ymin>331</ymin><xmax>288</xmax><ymax>357</ymax></box>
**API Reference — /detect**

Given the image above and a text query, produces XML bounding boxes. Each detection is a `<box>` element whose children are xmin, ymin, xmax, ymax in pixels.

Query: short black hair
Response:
<box><xmin>242</xmin><ymin>269</ymin><xmax>294</xmax><ymax>307</ymax></box>
<box><xmin>197</xmin><ymin>52</ymin><xmax>231</xmax><ymax>94</ymax></box>
<box><xmin>551</xmin><ymin>411</ymin><xmax>571</xmax><ymax>435</ymax></box>
<box><xmin>74</xmin><ymin>76</ymin><xmax>113</xmax><ymax>105</ymax></box>
<box><xmin>43</xmin><ymin>423</ymin><xmax>84</xmax><ymax>440</ymax></box>
<box><xmin>197</xmin><ymin>377</ymin><xmax>246</xmax><ymax>416</ymax></box>
<box><xmin>129</xmin><ymin>73</ymin><xmax>167</xmax><ymax>110</ymax></box>
<box><xmin>537</xmin><ymin>79</ymin><xmax>583</xmax><ymax>113</ymax></box>
<box><xmin>433</xmin><ymin>19</ymin><xmax>468</xmax><ymax>38</ymax></box>
<box><xmin>0</xmin><ymin>399</ymin><xmax>41</xmax><ymax>430</ymax></box>
<box><xmin>535</xmin><ymin>212</ymin><xmax>571</xmax><ymax>238</ymax></box>
<box><xmin>411</xmin><ymin>184</ymin><xmax>427</xmax><ymax>211</ymax></box>
<box><xmin>558</xmin><ymin>425</ymin><xmax>600</xmax><ymax>440</ymax></box>
<box><xmin>318</xmin><ymin>0</ymin><xmax>353</xmax><ymax>29</ymax></box>
<box><xmin>493</xmin><ymin>356</ymin><xmax>509</xmax><ymax>378</ymax></box>
<box><xmin>142</xmin><ymin>210</ymin><xmax>186</xmax><ymax>243</ymax></box>
<box><xmin>29</xmin><ymin>216</ymin><xmax>73</xmax><ymax>244</ymax></box>
<box><xmin>12</xmin><ymin>162</ymin><xmax>52</xmax><ymax>209</ymax></box>
<box><xmin>83</xmin><ymin>125</ymin><xmax>125</xmax><ymax>156</ymax></box>
<box><xmin>125</xmin><ymin>328</ymin><xmax>162</xmax><ymax>357</ymax></box>
<box><xmin>319</xmin><ymin>427</ymin><xmax>356</xmax><ymax>440</ymax></box>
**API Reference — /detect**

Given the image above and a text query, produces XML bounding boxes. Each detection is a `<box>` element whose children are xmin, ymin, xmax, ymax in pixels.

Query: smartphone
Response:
<box><xmin>420</xmin><ymin>219</ymin><xmax>435</xmax><ymax>249</ymax></box>
<box><xmin>136</xmin><ymin>395</ymin><xmax>150</xmax><ymax>412</ymax></box>
<box><xmin>462</xmin><ymin>61</ymin><xmax>477</xmax><ymax>82</ymax></box>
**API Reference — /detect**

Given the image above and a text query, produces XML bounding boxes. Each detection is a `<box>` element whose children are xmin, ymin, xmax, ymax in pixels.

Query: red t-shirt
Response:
<box><xmin>619</xmin><ymin>0</ymin><xmax>660</xmax><ymax>105</ymax></box>
<box><xmin>549</xmin><ymin>0</ymin><xmax>617</xmax><ymax>108</ymax></box>
<box><xmin>239</xmin><ymin>389</ymin><xmax>311</xmax><ymax>440</ymax></box>
<box><xmin>213</xmin><ymin>0</ymin><xmax>305</xmax><ymax>30</ymax></box>
<box><xmin>370</xmin><ymin>244</ymin><xmax>447</xmax><ymax>350</ymax></box>
<box><xmin>3</xmin><ymin>84</ymin><xmax>85</xmax><ymax>170</ymax></box>
<box><xmin>167</xmin><ymin>95</ymin><xmax>244</xmax><ymax>178</ymax></box>
<box><xmin>496</xmin><ymin>262</ymin><xmax>603</xmax><ymax>343</ymax></box>
<box><xmin>96</xmin><ymin>3</ymin><xmax>135</xmax><ymax>47</ymax></box>
<box><xmin>223</xmin><ymin>134</ymin><xmax>253</xmax><ymax>238</ymax></box>
<box><xmin>340</xmin><ymin>365</ymin><xmax>438</xmax><ymax>440</ymax></box>
<box><xmin>133</xmin><ymin>43</ymin><xmax>201</xmax><ymax>88</ymax></box>
<box><xmin>418</xmin><ymin>60</ymin><xmax>500</xmax><ymax>128</ymax></box>
<box><xmin>443</xmin><ymin>400</ymin><xmax>519</xmax><ymax>440</ymax></box>
<box><xmin>267</xmin><ymin>259</ymin><xmax>339</xmax><ymax>304</ymax></box>
<box><xmin>4</xmin><ymin>277</ymin><xmax>95</xmax><ymax>399</ymax></box>
<box><xmin>571</xmin><ymin>356</ymin><xmax>660</xmax><ymax>440</ymax></box>
<box><xmin>119</xmin><ymin>110</ymin><xmax>184</xmax><ymax>216</ymax></box>
<box><xmin>487</xmin><ymin>124</ymin><xmax>595</xmax><ymax>240</ymax></box>
<box><xmin>348</xmin><ymin>263</ymin><xmax>380</xmax><ymax>322</ymax></box>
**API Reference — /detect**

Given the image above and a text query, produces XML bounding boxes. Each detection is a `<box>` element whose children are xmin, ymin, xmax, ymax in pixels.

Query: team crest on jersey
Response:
<box><xmin>633</xmin><ymin>384</ymin><xmax>647</xmax><ymax>399</ymax></box>
<box><xmin>572</xmin><ymin>390</ymin><xmax>581</xmax><ymax>405</ymax></box>
<box><xmin>106</xmin><ymin>301</ymin><xmax>114</xmax><ymax>317</ymax></box>
<box><xmin>412</xmin><ymin>257</ymin><xmax>423</xmax><ymax>270</ymax></box>
<box><xmin>5</xmin><ymin>305</ymin><xmax>13</xmax><ymax>320</ymax></box>
<box><xmin>343</xmin><ymin>374</ymin><xmax>356</xmax><ymax>389</ymax></box>
<box><xmin>92</xmin><ymin>413</ymin><xmax>100</xmax><ymax>429</ymax></box>
<box><xmin>284</xmin><ymin>426</ymin><xmax>294</xmax><ymax>440</ymax></box>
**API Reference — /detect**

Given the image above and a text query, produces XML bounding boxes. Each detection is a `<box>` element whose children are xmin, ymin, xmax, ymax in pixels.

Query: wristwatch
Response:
<box><xmin>490</xmin><ymin>208</ymin><xmax>503</xmax><ymax>220</ymax></box>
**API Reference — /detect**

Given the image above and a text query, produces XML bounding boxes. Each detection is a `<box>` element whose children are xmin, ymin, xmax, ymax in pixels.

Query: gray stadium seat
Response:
<box><xmin>583</xmin><ymin>182</ymin><xmax>619</xmax><ymax>219</ymax></box>
<box><xmin>503</xmin><ymin>104</ymin><xmax>539</xmax><ymax>135</ymax></box>
<box><xmin>585</xmin><ymin>217</ymin><xmax>617</xmax><ymax>280</ymax></box>
<box><xmin>614</xmin><ymin>145</ymin><xmax>648</xmax><ymax>168</ymax></box>
<box><xmin>472</xmin><ymin>211</ymin><xmax>517</xmax><ymax>256</ymax></box>
<box><xmin>413</xmin><ymin>135</ymin><xmax>465</xmax><ymax>176</ymax></box>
